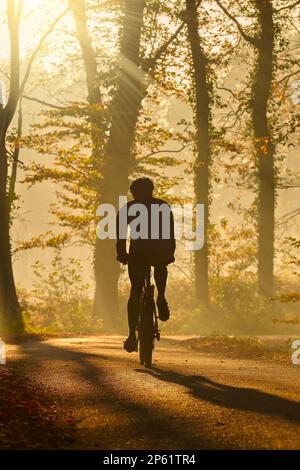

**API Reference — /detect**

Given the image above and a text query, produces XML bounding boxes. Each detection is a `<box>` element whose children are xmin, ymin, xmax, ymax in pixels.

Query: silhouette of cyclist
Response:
<box><xmin>116</xmin><ymin>177</ymin><xmax>176</xmax><ymax>352</ymax></box>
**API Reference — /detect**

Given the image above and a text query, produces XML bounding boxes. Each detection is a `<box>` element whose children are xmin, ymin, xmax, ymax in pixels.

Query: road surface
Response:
<box><xmin>6</xmin><ymin>336</ymin><xmax>300</xmax><ymax>449</ymax></box>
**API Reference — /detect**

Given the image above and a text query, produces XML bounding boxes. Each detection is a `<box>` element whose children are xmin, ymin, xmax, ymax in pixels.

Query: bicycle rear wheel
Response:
<box><xmin>139</xmin><ymin>285</ymin><xmax>155</xmax><ymax>368</ymax></box>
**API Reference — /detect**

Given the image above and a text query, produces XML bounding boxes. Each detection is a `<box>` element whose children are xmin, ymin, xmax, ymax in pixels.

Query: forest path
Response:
<box><xmin>6</xmin><ymin>335</ymin><xmax>300</xmax><ymax>449</ymax></box>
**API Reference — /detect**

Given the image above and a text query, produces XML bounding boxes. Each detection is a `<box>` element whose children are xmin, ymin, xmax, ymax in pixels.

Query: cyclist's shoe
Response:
<box><xmin>123</xmin><ymin>334</ymin><xmax>138</xmax><ymax>353</ymax></box>
<box><xmin>157</xmin><ymin>296</ymin><xmax>170</xmax><ymax>321</ymax></box>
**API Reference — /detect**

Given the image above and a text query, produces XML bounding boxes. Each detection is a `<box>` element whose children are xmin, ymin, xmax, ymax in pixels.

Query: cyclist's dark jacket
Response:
<box><xmin>116</xmin><ymin>198</ymin><xmax>175</xmax><ymax>265</ymax></box>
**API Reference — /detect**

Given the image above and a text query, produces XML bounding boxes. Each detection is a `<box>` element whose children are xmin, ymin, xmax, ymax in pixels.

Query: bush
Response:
<box><xmin>19</xmin><ymin>251</ymin><xmax>102</xmax><ymax>334</ymax></box>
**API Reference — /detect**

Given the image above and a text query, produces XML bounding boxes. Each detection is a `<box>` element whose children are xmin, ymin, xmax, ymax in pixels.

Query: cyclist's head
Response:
<box><xmin>130</xmin><ymin>177</ymin><xmax>154</xmax><ymax>201</ymax></box>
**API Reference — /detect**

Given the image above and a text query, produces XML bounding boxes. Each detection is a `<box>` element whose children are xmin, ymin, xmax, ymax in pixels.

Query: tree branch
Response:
<box><xmin>22</xmin><ymin>94</ymin><xmax>66</xmax><ymax>110</ymax></box>
<box><xmin>144</xmin><ymin>18</ymin><xmax>186</xmax><ymax>71</ymax></box>
<box><xmin>215</xmin><ymin>0</ymin><xmax>258</xmax><ymax>47</ymax></box>
<box><xmin>143</xmin><ymin>1</ymin><xmax>202</xmax><ymax>72</ymax></box>
<box><xmin>275</xmin><ymin>0</ymin><xmax>300</xmax><ymax>13</ymax></box>
<box><xmin>216</xmin><ymin>85</ymin><xmax>240</xmax><ymax>100</ymax></box>
<box><xmin>19</xmin><ymin>7</ymin><xmax>69</xmax><ymax>98</ymax></box>
<box><xmin>277</xmin><ymin>69</ymin><xmax>300</xmax><ymax>84</ymax></box>
<box><xmin>144</xmin><ymin>143</ymin><xmax>192</xmax><ymax>159</ymax></box>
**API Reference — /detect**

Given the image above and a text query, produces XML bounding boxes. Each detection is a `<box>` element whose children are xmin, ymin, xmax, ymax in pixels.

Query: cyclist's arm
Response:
<box><xmin>116</xmin><ymin>205</ymin><xmax>128</xmax><ymax>263</ymax></box>
<box><xmin>169</xmin><ymin>207</ymin><xmax>176</xmax><ymax>261</ymax></box>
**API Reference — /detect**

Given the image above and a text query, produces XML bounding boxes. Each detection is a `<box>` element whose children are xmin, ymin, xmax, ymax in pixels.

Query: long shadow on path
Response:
<box><xmin>136</xmin><ymin>367</ymin><xmax>300</xmax><ymax>424</ymax></box>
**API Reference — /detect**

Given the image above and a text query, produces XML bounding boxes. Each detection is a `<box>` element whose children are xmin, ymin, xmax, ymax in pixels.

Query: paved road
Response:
<box><xmin>7</xmin><ymin>336</ymin><xmax>300</xmax><ymax>449</ymax></box>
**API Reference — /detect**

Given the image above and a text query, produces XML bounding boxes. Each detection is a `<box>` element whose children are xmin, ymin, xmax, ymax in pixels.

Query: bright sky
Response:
<box><xmin>0</xmin><ymin>0</ymin><xmax>71</xmax><ymax>60</ymax></box>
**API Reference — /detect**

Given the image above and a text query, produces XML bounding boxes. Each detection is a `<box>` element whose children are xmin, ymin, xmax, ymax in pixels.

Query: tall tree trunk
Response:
<box><xmin>216</xmin><ymin>0</ymin><xmax>276</xmax><ymax>297</ymax></box>
<box><xmin>0</xmin><ymin>135</ymin><xmax>23</xmax><ymax>332</ymax></box>
<box><xmin>185</xmin><ymin>0</ymin><xmax>211</xmax><ymax>306</ymax></box>
<box><xmin>251</xmin><ymin>0</ymin><xmax>275</xmax><ymax>297</ymax></box>
<box><xmin>0</xmin><ymin>1</ymin><xmax>23</xmax><ymax>333</ymax></box>
<box><xmin>92</xmin><ymin>0</ymin><xmax>147</xmax><ymax>329</ymax></box>
<box><xmin>8</xmin><ymin>101</ymin><xmax>23</xmax><ymax>217</ymax></box>
<box><xmin>68</xmin><ymin>0</ymin><xmax>102</xmax><ymax>107</ymax></box>
<box><xmin>0</xmin><ymin>1</ymin><xmax>66</xmax><ymax>333</ymax></box>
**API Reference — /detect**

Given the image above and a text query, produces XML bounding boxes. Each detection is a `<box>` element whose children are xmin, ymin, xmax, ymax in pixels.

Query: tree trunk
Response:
<box><xmin>185</xmin><ymin>0</ymin><xmax>211</xmax><ymax>306</ymax></box>
<box><xmin>0</xmin><ymin>1</ymin><xmax>23</xmax><ymax>333</ymax></box>
<box><xmin>8</xmin><ymin>102</ymin><xmax>22</xmax><ymax>217</ymax></box>
<box><xmin>0</xmin><ymin>137</ymin><xmax>23</xmax><ymax>333</ymax></box>
<box><xmin>93</xmin><ymin>0</ymin><xmax>147</xmax><ymax>329</ymax></box>
<box><xmin>251</xmin><ymin>0</ymin><xmax>275</xmax><ymax>297</ymax></box>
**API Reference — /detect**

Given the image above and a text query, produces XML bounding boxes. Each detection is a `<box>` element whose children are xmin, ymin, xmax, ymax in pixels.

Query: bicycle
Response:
<box><xmin>137</xmin><ymin>265</ymin><xmax>160</xmax><ymax>368</ymax></box>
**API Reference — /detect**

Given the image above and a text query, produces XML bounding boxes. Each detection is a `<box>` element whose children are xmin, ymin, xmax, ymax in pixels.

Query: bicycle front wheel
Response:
<box><xmin>139</xmin><ymin>288</ymin><xmax>155</xmax><ymax>368</ymax></box>
<box><xmin>139</xmin><ymin>314</ymin><xmax>153</xmax><ymax>368</ymax></box>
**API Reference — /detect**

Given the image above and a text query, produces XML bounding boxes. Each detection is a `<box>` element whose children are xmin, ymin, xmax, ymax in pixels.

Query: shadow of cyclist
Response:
<box><xmin>135</xmin><ymin>366</ymin><xmax>300</xmax><ymax>423</ymax></box>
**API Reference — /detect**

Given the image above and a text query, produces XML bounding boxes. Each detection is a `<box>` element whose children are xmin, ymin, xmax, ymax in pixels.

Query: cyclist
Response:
<box><xmin>116</xmin><ymin>177</ymin><xmax>176</xmax><ymax>352</ymax></box>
